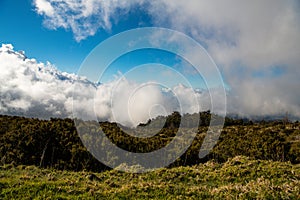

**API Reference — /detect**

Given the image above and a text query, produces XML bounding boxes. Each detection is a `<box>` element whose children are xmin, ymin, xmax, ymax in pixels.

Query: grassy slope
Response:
<box><xmin>1</xmin><ymin>156</ymin><xmax>299</xmax><ymax>200</ymax></box>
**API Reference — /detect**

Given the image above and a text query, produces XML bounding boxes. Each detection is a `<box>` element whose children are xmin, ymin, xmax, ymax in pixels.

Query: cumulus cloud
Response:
<box><xmin>33</xmin><ymin>0</ymin><xmax>300</xmax><ymax>68</ymax></box>
<box><xmin>35</xmin><ymin>0</ymin><xmax>54</xmax><ymax>16</ymax></box>
<box><xmin>16</xmin><ymin>1</ymin><xmax>300</xmax><ymax>120</ymax></box>
<box><xmin>33</xmin><ymin>0</ymin><xmax>145</xmax><ymax>41</ymax></box>
<box><xmin>33</xmin><ymin>0</ymin><xmax>300</xmax><ymax>67</ymax></box>
<box><xmin>156</xmin><ymin>0</ymin><xmax>300</xmax><ymax>119</ymax></box>
<box><xmin>0</xmin><ymin>44</ymin><xmax>215</xmax><ymax>127</ymax></box>
<box><xmin>152</xmin><ymin>0</ymin><xmax>300</xmax><ymax>69</ymax></box>
<box><xmin>0</xmin><ymin>44</ymin><xmax>94</xmax><ymax>119</ymax></box>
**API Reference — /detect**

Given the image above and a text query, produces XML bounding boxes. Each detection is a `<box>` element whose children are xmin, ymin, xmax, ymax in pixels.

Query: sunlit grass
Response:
<box><xmin>1</xmin><ymin>156</ymin><xmax>299</xmax><ymax>199</ymax></box>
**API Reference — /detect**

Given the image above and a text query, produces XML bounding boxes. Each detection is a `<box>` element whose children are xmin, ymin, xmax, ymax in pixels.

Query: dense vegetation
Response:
<box><xmin>0</xmin><ymin>113</ymin><xmax>299</xmax><ymax>172</ymax></box>
<box><xmin>1</xmin><ymin>156</ymin><xmax>299</xmax><ymax>199</ymax></box>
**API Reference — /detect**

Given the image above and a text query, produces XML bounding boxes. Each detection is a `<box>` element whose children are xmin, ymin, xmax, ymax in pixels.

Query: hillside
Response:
<box><xmin>1</xmin><ymin>114</ymin><xmax>299</xmax><ymax>172</ymax></box>
<box><xmin>0</xmin><ymin>114</ymin><xmax>300</xmax><ymax>199</ymax></box>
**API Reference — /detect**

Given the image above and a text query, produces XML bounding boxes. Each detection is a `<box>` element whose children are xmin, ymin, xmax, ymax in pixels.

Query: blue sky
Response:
<box><xmin>0</xmin><ymin>0</ymin><xmax>211</xmax><ymax>89</ymax></box>
<box><xmin>1</xmin><ymin>0</ymin><xmax>80</xmax><ymax>72</ymax></box>
<box><xmin>0</xmin><ymin>0</ymin><xmax>209</xmax><ymax>89</ymax></box>
<box><xmin>0</xmin><ymin>0</ymin><xmax>153</xmax><ymax>73</ymax></box>
<box><xmin>0</xmin><ymin>0</ymin><xmax>299</xmax><ymax>120</ymax></box>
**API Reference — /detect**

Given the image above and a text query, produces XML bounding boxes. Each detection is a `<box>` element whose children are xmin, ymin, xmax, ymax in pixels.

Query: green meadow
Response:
<box><xmin>1</xmin><ymin>156</ymin><xmax>299</xmax><ymax>199</ymax></box>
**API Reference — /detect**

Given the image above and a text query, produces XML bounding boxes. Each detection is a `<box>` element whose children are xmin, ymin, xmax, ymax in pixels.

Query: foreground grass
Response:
<box><xmin>1</xmin><ymin>156</ymin><xmax>299</xmax><ymax>199</ymax></box>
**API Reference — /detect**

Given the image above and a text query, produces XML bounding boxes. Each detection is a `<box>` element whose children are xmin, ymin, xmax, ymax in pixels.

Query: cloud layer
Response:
<box><xmin>0</xmin><ymin>44</ymin><xmax>93</xmax><ymax>118</ymax></box>
<box><xmin>2</xmin><ymin>1</ymin><xmax>299</xmax><ymax>123</ymax></box>
<box><xmin>33</xmin><ymin>0</ymin><xmax>300</xmax><ymax>119</ymax></box>
<box><xmin>1</xmin><ymin>43</ymin><xmax>299</xmax><ymax>126</ymax></box>
<box><xmin>1</xmin><ymin>44</ymin><xmax>215</xmax><ymax>127</ymax></box>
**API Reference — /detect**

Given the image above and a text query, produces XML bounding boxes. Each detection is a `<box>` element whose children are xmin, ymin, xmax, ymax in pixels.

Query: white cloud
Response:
<box><xmin>149</xmin><ymin>0</ymin><xmax>300</xmax><ymax>69</ymax></box>
<box><xmin>20</xmin><ymin>1</ymin><xmax>300</xmax><ymax>120</ymax></box>
<box><xmin>150</xmin><ymin>0</ymin><xmax>300</xmax><ymax>119</ymax></box>
<box><xmin>33</xmin><ymin>0</ymin><xmax>145</xmax><ymax>41</ymax></box>
<box><xmin>34</xmin><ymin>0</ymin><xmax>54</xmax><ymax>16</ymax></box>
<box><xmin>1</xmin><ymin>44</ymin><xmax>215</xmax><ymax>127</ymax></box>
<box><xmin>0</xmin><ymin>44</ymin><xmax>91</xmax><ymax>118</ymax></box>
<box><xmin>33</xmin><ymin>0</ymin><xmax>300</xmax><ymax>68</ymax></box>
<box><xmin>1</xmin><ymin>43</ymin><xmax>299</xmax><ymax>125</ymax></box>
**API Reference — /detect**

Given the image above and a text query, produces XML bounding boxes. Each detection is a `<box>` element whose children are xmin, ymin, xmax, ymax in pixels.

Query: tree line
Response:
<box><xmin>0</xmin><ymin>113</ymin><xmax>299</xmax><ymax>172</ymax></box>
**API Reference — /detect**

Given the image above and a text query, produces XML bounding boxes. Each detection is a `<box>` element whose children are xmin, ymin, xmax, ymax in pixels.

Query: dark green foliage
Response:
<box><xmin>0</xmin><ymin>114</ymin><xmax>299</xmax><ymax>172</ymax></box>
<box><xmin>0</xmin><ymin>115</ymin><xmax>105</xmax><ymax>172</ymax></box>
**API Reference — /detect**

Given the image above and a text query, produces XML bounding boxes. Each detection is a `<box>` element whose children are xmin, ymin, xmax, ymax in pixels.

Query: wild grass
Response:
<box><xmin>1</xmin><ymin>156</ymin><xmax>299</xmax><ymax>199</ymax></box>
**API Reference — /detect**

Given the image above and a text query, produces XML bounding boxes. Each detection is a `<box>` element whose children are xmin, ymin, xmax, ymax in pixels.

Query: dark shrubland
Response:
<box><xmin>0</xmin><ymin>113</ymin><xmax>299</xmax><ymax>172</ymax></box>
